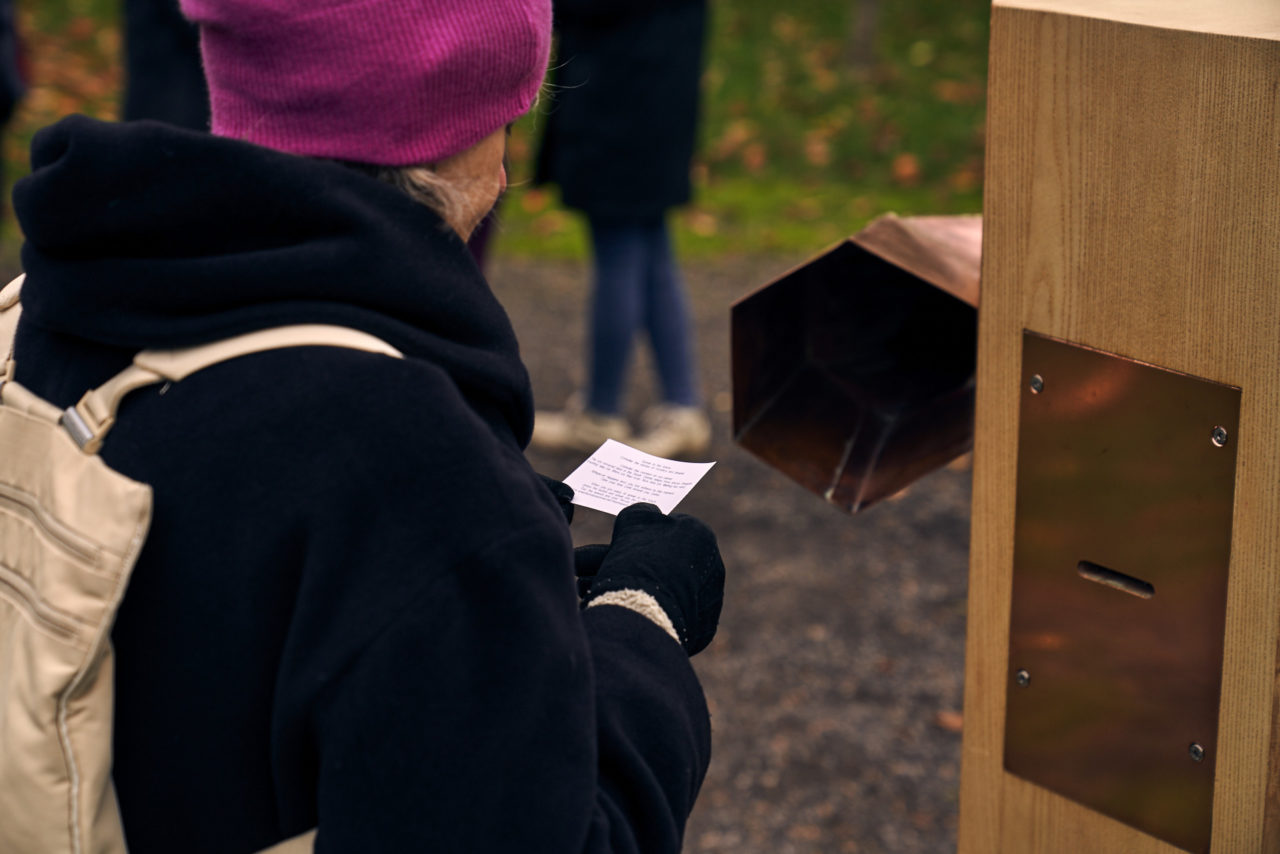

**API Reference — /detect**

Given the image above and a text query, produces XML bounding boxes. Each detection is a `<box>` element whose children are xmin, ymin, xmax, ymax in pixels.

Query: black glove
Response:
<box><xmin>573</xmin><ymin>543</ymin><xmax>610</xmax><ymax>600</ymax></box>
<box><xmin>539</xmin><ymin>474</ymin><xmax>575</xmax><ymax>525</ymax></box>
<box><xmin>580</xmin><ymin>503</ymin><xmax>725</xmax><ymax>656</ymax></box>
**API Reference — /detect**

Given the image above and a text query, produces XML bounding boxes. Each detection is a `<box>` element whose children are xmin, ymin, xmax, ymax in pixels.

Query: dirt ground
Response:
<box><xmin>490</xmin><ymin>255</ymin><xmax>973</xmax><ymax>854</ymax></box>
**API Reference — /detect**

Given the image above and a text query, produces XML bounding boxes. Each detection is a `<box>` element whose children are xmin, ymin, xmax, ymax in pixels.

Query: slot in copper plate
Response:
<box><xmin>1004</xmin><ymin>332</ymin><xmax>1240</xmax><ymax>854</ymax></box>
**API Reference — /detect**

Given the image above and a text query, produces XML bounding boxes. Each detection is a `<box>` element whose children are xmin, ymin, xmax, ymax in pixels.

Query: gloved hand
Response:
<box><xmin>579</xmin><ymin>503</ymin><xmax>725</xmax><ymax>656</ymax></box>
<box><xmin>538</xmin><ymin>474</ymin><xmax>575</xmax><ymax>524</ymax></box>
<box><xmin>573</xmin><ymin>543</ymin><xmax>609</xmax><ymax>599</ymax></box>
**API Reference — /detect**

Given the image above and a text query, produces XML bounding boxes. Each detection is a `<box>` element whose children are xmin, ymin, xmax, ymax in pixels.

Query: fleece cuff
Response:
<box><xmin>586</xmin><ymin>589</ymin><xmax>680</xmax><ymax>644</ymax></box>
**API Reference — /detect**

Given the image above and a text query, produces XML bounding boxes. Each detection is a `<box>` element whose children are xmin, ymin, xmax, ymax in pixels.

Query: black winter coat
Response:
<box><xmin>534</xmin><ymin>0</ymin><xmax>707</xmax><ymax>220</ymax></box>
<box><xmin>11</xmin><ymin>116</ymin><xmax>711</xmax><ymax>854</ymax></box>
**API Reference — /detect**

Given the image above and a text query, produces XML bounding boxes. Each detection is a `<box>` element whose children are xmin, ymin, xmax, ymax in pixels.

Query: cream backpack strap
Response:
<box><xmin>0</xmin><ymin>273</ymin><xmax>24</xmax><ymax>383</ymax></box>
<box><xmin>257</xmin><ymin>829</ymin><xmax>317</xmax><ymax>854</ymax></box>
<box><xmin>63</xmin><ymin>324</ymin><xmax>404</xmax><ymax>453</ymax></box>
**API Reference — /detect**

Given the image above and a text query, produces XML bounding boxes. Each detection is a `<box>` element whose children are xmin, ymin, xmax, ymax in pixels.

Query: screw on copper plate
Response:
<box><xmin>1210</xmin><ymin>426</ymin><xmax>1228</xmax><ymax>447</ymax></box>
<box><xmin>1014</xmin><ymin>669</ymin><xmax>1031</xmax><ymax>688</ymax></box>
<box><xmin>1029</xmin><ymin>374</ymin><xmax>1044</xmax><ymax>394</ymax></box>
<box><xmin>1189</xmin><ymin>743</ymin><xmax>1205</xmax><ymax>762</ymax></box>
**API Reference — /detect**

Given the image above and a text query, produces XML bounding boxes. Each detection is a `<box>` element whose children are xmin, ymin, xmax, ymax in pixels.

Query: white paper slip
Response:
<box><xmin>561</xmin><ymin>439</ymin><xmax>716</xmax><ymax>516</ymax></box>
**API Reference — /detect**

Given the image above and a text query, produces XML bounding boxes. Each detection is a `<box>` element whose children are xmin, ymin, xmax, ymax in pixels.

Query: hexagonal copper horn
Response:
<box><xmin>731</xmin><ymin>214</ymin><xmax>981</xmax><ymax>513</ymax></box>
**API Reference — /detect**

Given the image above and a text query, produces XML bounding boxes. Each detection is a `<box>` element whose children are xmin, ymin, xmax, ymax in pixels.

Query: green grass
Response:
<box><xmin>497</xmin><ymin>176</ymin><xmax>982</xmax><ymax>261</ymax></box>
<box><xmin>5</xmin><ymin>0</ymin><xmax>990</xmax><ymax>259</ymax></box>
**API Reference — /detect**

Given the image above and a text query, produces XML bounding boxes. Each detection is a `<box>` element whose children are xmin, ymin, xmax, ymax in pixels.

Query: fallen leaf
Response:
<box><xmin>741</xmin><ymin>142</ymin><xmax>767</xmax><ymax>173</ymax></box>
<box><xmin>891</xmin><ymin>152</ymin><xmax>921</xmax><ymax>186</ymax></box>
<box><xmin>686</xmin><ymin>210</ymin><xmax>718</xmax><ymax>237</ymax></box>
<box><xmin>771</xmin><ymin>13</ymin><xmax>800</xmax><ymax>43</ymax></box>
<box><xmin>787</xmin><ymin>825</ymin><xmax>823</xmax><ymax>842</ymax></box>
<box><xmin>531</xmin><ymin>211</ymin><xmax>568</xmax><ymax>237</ymax></box>
<box><xmin>934</xmin><ymin>710</ymin><xmax>964</xmax><ymax>732</ymax></box>
<box><xmin>804</xmin><ymin>623</ymin><xmax>829</xmax><ymax>642</ymax></box>
<box><xmin>712</xmin><ymin>118</ymin><xmax>756</xmax><ymax>160</ymax></box>
<box><xmin>949</xmin><ymin>167</ymin><xmax>980</xmax><ymax>193</ymax></box>
<box><xmin>66</xmin><ymin>17</ymin><xmax>95</xmax><ymax>42</ymax></box>
<box><xmin>803</xmin><ymin>132</ymin><xmax>831</xmax><ymax>166</ymax></box>
<box><xmin>934</xmin><ymin>79</ymin><xmax>984</xmax><ymax>105</ymax></box>
<box><xmin>520</xmin><ymin>189</ymin><xmax>549</xmax><ymax>213</ymax></box>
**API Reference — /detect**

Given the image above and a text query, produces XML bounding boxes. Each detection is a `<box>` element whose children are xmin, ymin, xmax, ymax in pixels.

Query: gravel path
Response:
<box><xmin>491</xmin><ymin>255</ymin><xmax>972</xmax><ymax>854</ymax></box>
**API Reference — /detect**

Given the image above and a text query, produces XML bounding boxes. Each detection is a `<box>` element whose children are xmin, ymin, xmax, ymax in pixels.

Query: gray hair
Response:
<box><xmin>371</xmin><ymin>165</ymin><xmax>467</xmax><ymax>230</ymax></box>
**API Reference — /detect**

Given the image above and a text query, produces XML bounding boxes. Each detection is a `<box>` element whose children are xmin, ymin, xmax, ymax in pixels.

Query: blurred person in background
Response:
<box><xmin>0</xmin><ymin>0</ymin><xmax>19</xmax><ymax>124</ymax></box>
<box><xmin>530</xmin><ymin>0</ymin><xmax>712</xmax><ymax>459</ymax></box>
<box><xmin>0</xmin><ymin>0</ymin><xmax>21</xmax><ymax>220</ymax></box>
<box><xmin>122</xmin><ymin>0</ymin><xmax>209</xmax><ymax>129</ymax></box>
<box><xmin>10</xmin><ymin>1</ymin><xmax>725</xmax><ymax>851</ymax></box>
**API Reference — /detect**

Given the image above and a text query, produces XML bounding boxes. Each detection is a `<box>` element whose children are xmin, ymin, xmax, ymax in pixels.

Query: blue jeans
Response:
<box><xmin>586</xmin><ymin>216</ymin><xmax>699</xmax><ymax>415</ymax></box>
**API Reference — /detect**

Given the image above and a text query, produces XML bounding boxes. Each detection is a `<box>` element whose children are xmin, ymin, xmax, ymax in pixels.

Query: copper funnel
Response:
<box><xmin>731</xmin><ymin>214</ymin><xmax>981</xmax><ymax>513</ymax></box>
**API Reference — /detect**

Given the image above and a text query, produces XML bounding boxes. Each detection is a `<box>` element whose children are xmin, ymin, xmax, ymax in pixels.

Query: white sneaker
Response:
<box><xmin>629</xmin><ymin>404</ymin><xmax>711</xmax><ymax>459</ymax></box>
<box><xmin>530</xmin><ymin>401</ymin><xmax>631</xmax><ymax>453</ymax></box>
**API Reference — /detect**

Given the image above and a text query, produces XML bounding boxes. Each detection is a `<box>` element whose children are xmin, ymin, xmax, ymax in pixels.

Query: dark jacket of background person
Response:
<box><xmin>0</xmin><ymin>0</ymin><xmax>20</xmax><ymax>127</ymax></box>
<box><xmin>534</xmin><ymin>0</ymin><xmax>707</xmax><ymax>220</ymax></box>
<box><xmin>0</xmin><ymin>0</ymin><xmax>22</xmax><ymax>223</ymax></box>
<box><xmin>123</xmin><ymin>0</ymin><xmax>209</xmax><ymax>129</ymax></box>
<box><xmin>12</xmin><ymin>115</ymin><xmax>711</xmax><ymax>854</ymax></box>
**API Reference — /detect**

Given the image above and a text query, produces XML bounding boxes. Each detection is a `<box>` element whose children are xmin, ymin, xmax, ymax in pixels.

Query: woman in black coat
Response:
<box><xmin>531</xmin><ymin>0</ymin><xmax>712</xmax><ymax>459</ymax></box>
<box><xmin>7</xmin><ymin>1</ymin><xmax>726</xmax><ymax>850</ymax></box>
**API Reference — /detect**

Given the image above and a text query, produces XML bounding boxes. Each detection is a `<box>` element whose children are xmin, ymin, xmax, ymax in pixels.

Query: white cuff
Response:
<box><xmin>586</xmin><ymin>589</ymin><xmax>680</xmax><ymax>645</ymax></box>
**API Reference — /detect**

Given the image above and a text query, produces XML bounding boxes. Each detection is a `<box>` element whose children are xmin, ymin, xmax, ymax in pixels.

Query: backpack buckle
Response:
<box><xmin>60</xmin><ymin>395</ymin><xmax>113</xmax><ymax>454</ymax></box>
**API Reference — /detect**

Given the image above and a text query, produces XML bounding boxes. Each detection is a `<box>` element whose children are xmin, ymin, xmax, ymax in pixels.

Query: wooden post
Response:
<box><xmin>959</xmin><ymin>2</ymin><xmax>1279</xmax><ymax>852</ymax></box>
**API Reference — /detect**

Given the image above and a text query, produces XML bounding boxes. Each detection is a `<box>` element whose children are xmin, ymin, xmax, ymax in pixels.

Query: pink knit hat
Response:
<box><xmin>179</xmin><ymin>0</ymin><xmax>551</xmax><ymax>166</ymax></box>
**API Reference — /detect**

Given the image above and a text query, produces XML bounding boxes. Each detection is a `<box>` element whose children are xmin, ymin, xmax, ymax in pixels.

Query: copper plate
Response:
<box><xmin>1004</xmin><ymin>332</ymin><xmax>1240</xmax><ymax>854</ymax></box>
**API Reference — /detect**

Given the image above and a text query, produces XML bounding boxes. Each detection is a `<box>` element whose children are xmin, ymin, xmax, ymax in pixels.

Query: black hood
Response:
<box><xmin>13</xmin><ymin>114</ymin><xmax>533</xmax><ymax>442</ymax></box>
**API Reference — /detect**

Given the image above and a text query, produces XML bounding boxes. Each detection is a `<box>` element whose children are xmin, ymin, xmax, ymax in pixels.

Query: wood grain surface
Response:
<box><xmin>958</xmin><ymin>4</ymin><xmax>1280</xmax><ymax>852</ymax></box>
<box><xmin>996</xmin><ymin>0</ymin><xmax>1280</xmax><ymax>40</ymax></box>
